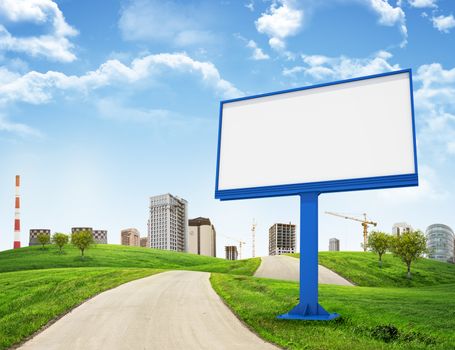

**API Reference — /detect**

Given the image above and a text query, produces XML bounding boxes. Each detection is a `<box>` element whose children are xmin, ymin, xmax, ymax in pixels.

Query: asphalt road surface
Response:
<box><xmin>254</xmin><ymin>255</ymin><xmax>354</xmax><ymax>286</ymax></box>
<box><xmin>20</xmin><ymin>271</ymin><xmax>277</xmax><ymax>350</ymax></box>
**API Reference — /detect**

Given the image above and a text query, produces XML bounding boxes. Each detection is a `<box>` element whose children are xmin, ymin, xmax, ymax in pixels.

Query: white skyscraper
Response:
<box><xmin>148</xmin><ymin>194</ymin><xmax>188</xmax><ymax>252</ymax></box>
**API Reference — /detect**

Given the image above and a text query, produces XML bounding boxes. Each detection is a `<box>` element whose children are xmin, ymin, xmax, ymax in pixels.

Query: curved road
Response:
<box><xmin>20</xmin><ymin>271</ymin><xmax>277</xmax><ymax>350</ymax></box>
<box><xmin>254</xmin><ymin>255</ymin><xmax>354</xmax><ymax>286</ymax></box>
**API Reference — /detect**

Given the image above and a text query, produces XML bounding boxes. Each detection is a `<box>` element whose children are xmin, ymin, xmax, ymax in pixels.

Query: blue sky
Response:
<box><xmin>0</xmin><ymin>0</ymin><xmax>454</xmax><ymax>256</ymax></box>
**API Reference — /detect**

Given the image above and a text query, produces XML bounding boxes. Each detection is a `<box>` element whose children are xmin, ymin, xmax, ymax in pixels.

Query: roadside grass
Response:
<box><xmin>211</xmin><ymin>273</ymin><xmax>455</xmax><ymax>350</ymax></box>
<box><xmin>287</xmin><ymin>252</ymin><xmax>455</xmax><ymax>287</ymax></box>
<box><xmin>0</xmin><ymin>267</ymin><xmax>161</xmax><ymax>350</ymax></box>
<box><xmin>0</xmin><ymin>245</ymin><xmax>260</xmax><ymax>276</ymax></box>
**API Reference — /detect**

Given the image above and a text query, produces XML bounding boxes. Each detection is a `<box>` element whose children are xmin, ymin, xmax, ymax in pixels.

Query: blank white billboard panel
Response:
<box><xmin>217</xmin><ymin>71</ymin><xmax>417</xmax><ymax>195</ymax></box>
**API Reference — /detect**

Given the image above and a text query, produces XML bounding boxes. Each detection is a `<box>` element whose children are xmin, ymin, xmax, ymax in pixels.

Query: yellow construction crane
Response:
<box><xmin>220</xmin><ymin>233</ymin><xmax>246</xmax><ymax>259</ymax></box>
<box><xmin>325</xmin><ymin>212</ymin><xmax>377</xmax><ymax>252</ymax></box>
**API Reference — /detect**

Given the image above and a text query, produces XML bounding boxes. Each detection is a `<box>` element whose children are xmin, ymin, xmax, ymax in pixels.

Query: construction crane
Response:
<box><xmin>220</xmin><ymin>233</ymin><xmax>246</xmax><ymax>259</ymax></box>
<box><xmin>325</xmin><ymin>212</ymin><xmax>377</xmax><ymax>252</ymax></box>
<box><xmin>251</xmin><ymin>219</ymin><xmax>257</xmax><ymax>258</ymax></box>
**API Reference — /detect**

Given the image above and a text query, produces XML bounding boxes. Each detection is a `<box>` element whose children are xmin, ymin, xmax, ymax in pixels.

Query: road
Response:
<box><xmin>254</xmin><ymin>255</ymin><xmax>354</xmax><ymax>286</ymax></box>
<box><xmin>20</xmin><ymin>271</ymin><xmax>277</xmax><ymax>350</ymax></box>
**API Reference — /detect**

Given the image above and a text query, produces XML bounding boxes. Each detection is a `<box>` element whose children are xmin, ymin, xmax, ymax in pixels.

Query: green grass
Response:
<box><xmin>211</xmin><ymin>273</ymin><xmax>455</xmax><ymax>350</ymax></box>
<box><xmin>0</xmin><ymin>267</ymin><xmax>161</xmax><ymax>350</ymax></box>
<box><xmin>0</xmin><ymin>244</ymin><xmax>260</xmax><ymax>276</ymax></box>
<box><xmin>287</xmin><ymin>252</ymin><xmax>455</xmax><ymax>287</ymax></box>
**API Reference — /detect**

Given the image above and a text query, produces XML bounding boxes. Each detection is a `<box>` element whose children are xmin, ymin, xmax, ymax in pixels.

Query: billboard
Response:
<box><xmin>215</xmin><ymin>69</ymin><xmax>418</xmax><ymax>200</ymax></box>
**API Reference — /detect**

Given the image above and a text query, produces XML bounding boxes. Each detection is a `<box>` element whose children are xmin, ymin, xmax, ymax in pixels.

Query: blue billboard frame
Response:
<box><xmin>214</xmin><ymin>69</ymin><xmax>418</xmax><ymax>321</ymax></box>
<box><xmin>215</xmin><ymin>69</ymin><xmax>418</xmax><ymax>201</ymax></box>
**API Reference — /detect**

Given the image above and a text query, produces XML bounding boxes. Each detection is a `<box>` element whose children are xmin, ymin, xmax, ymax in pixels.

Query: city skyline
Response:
<box><xmin>0</xmin><ymin>0</ymin><xmax>454</xmax><ymax>257</ymax></box>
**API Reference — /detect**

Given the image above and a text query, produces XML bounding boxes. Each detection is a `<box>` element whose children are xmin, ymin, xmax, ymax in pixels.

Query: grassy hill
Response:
<box><xmin>288</xmin><ymin>252</ymin><xmax>455</xmax><ymax>287</ymax></box>
<box><xmin>211</xmin><ymin>274</ymin><xmax>455</xmax><ymax>350</ymax></box>
<box><xmin>0</xmin><ymin>244</ymin><xmax>260</xmax><ymax>276</ymax></box>
<box><xmin>0</xmin><ymin>244</ymin><xmax>260</xmax><ymax>349</ymax></box>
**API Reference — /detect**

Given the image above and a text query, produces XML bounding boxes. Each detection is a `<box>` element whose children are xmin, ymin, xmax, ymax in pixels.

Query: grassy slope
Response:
<box><xmin>0</xmin><ymin>245</ymin><xmax>260</xmax><ymax>276</ymax></box>
<box><xmin>0</xmin><ymin>267</ymin><xmax>161</xmax><ymax>350</ymax></box>
<box><xmin>288</xmin><ymin>252</ymin><xmax>455</xmax><ymax>287</ymax></box>
<box><xmin>211</xmin><ymin>274</ymin><xmax>455</xmax><ymax>350</ymax></box>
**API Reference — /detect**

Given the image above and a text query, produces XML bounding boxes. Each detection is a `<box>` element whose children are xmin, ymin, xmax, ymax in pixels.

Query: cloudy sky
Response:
<box><xmin>0</xmin><ymin>0</ymin><xmax>454</xmax><ymax>256</ymax></box>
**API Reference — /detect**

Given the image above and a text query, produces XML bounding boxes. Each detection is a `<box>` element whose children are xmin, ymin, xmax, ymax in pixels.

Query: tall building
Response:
<box><xmin>148</xmin><ymin>194</ymin><xmax>188</xmax><ymax>252</ymax></box>
<box><xmin>329</xmin><ymin>238</ymin><xmax>340</xmax><ymax>251</ymax></box>
<box><xmin>269</xmin><ymin>223</ymin><xmax>296</xmax><ymax>256</ymax></box>
<box><xmin>225</xmin><ymin>245</ymin><xmax>238</xmax><ymax>260</ymax></box>
<box><xmin>71</xmin><ymin>227</ymin><xmax>108</xmax><ymax>244</ymax></box>
<box><xmin>426</xmin><ymin>224</ymin><xmax>454</xmax><ymax>263</ymax></box>
<box><xmin>29</xmin><ymin>229</ymin><xmax>51</xmax><ymax>246</ymax></box>
<box><xmin>140</xmin><ymin>237</ymin><xmax>148</xmax><ymax>247</ymax></box>
<box><xmin>392</xmin><ymin>222</ymin><xmax>413</xmax><ymax>236</ymax></box>
<box><xmin>121</xmin><ymin>228</ymin><xmax>140</xmax><ymax>246</ymax></box>
<box><xmin>187</xmin><ymin>217</ymin><xmax>216</xmax><ymax>257</ymax></box>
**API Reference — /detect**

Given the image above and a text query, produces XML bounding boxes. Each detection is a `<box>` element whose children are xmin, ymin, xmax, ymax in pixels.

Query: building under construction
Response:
<box><xmin>269</xmin><ymin>223</ymin><xmax>296</xmax><ymax>256</ymax></box>
<box><xmin>225</xmin><ymin>245</ymin><xmax>238</xmax><ymax>260</ymax></box>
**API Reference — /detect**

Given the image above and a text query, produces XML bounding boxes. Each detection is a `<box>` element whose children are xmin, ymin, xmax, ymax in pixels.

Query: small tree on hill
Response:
<box><xmin>367</xmin><ymin>231</ymin><xmax>391</xmax><ymax>268</ymax></box>
<box><xmin>37</xmin><ymin>233</ymin><xmax>50</xmax><ymax>249</ymax></box>
<box><xmin>52</xmin><ymin>233</ymin><xmax>69</xmax><ymax>253</ymax></box>
<box><xmin>390</xmin><ymin>230</ymin><xmax>427</xmax><ymax>279</ymax></box>
<box><xmin>71</xmin><ymin>230</ymin><xmax>94</xmax><ymax>259</ymax></box>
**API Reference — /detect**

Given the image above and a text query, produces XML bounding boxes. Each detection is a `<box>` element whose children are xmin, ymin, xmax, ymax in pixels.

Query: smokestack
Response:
<box><xmin>14</xmin><ymin>175</ymin><xmax>21</xmax><ymax>249</ymax></box>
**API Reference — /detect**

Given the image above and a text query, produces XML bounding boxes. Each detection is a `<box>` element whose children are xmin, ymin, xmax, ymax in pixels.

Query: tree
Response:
<box><xmin>390</xmin><ymin>230</ymin><xmax>428</xmax><ymax>279</ymax></box>
<box><xmin>37</xmin><ymin>233</ymin><xmax>50</xmax><ymax>249</ymax></box>
<box><xmin>52</xmin><ymin>233</ymin><xmax>69</xmax><ymax>253</ymax></box>
<box><xmin>367</xmin><ymin>231</ymin><xmax>391</xmax><ymax>268</ymax></box>
<box><xmin>71</xmin><ymin>230</ymin><xmax>94</xmax><ymax>259</ymax></box>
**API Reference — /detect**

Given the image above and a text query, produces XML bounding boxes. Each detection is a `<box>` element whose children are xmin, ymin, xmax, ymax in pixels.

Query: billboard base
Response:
<box><xmin>277</xmin><ymin>303</ymin><xmax>339</xmax><ymax>321</ymax></box>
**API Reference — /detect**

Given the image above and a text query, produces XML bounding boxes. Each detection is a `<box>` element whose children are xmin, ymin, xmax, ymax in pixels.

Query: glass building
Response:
<box><xmin>425</xmin><ymin>224</ymin><xmax>454</xmax><ymax>263</ymax></box>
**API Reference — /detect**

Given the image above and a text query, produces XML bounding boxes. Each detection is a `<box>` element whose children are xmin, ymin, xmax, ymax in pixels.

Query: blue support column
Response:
<box><xmin>277</xmin><ymin>192</ymin><xmax>339</xmax><ymax>321</ymax></box>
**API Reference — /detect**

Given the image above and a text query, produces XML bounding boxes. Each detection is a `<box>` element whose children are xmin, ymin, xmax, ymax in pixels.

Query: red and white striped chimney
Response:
<box><xmin>14</xmin><ymin>175</ymin><xmax>21</xmax><ymax>249</ymax></box>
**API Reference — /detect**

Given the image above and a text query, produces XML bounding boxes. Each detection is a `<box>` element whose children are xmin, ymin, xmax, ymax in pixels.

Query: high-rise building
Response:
<box><xmin>329</xmin><ymin>238</ymin><xmax>340</xmax><ymax>251</ymax></box>
<box><xmin>140</xmin><ymin>237</ymin><xmax>148</xmax><ymax>247</ymax></box>
<box><xmin>29</xmin><ymin>229</ymin><xmax>51</xmax><ymax>246</ymax></box>
<box><xmin>225</xmin><ymin>245</ymin><xmax>238</xmax><ymax>260</ymax></box>
<box><xmin>426</xmin><ymin>224</ymin><xmax>454</xmax><ymax>263</ymax></box>
<box><xmin>148</xmin><ymin>194</ymin><xmax>188</xmax><ymax>252</ymax></box>
<box><xmin>121</xmin><ymin>228</ymin><xmax>140</xmax><ymax>246</ymax></box>
<box><xmin>187</xmin><ymin>217</ymin><xmax>216</xmax><ymax>257</ymax></box>
<box><xmin>392</xmin><ymin>222</ymin><xmax>413</xmax><ymax>236</ymax></box>
<box><xmin>71</xmin><ymin>227</ymin><xmax>107</xmax><ymax>244</ymax></box>
<box><xmin>269</xmin><ymin>223</ymin><xmax>296</xmax><ymax>256</ymax></box>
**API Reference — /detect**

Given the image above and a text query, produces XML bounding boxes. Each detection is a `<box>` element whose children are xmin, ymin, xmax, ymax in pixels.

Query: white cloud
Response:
<box><xmin>245</xmin><ymin>1</ymin><xmax>255</xmax><ymax>12</ymax></box>
<box><xmin>0</xmin><ymin>0</ymin><xmax>77</xmax><ymax>62</ymax></box>
<box><xmin>255</xmin><ymin>0</ymin><xmax>303</xmax><ymax>51</ymax></box>
<box><xmin>0</xmin><ymin>53</ymin><xmax>243</xmax><ymax>106</ymax></box>
<box><xmin>119</xmin><ymin>0</ymin><xmax>214</xmax><ymax>47</ymax></box>
<box><xmin>408</xmin><ymin>0</ymin><xmax>437</xmax><ymax>8</ymax></box>
<box><xmin>414</xmin><ymin>63</ymin><xmax>455</xmax><ymax>159</ymax></box>
<box><xmin>432</xmin><ymin>14</ymin><xmax>455</xmax><ymax>33</ymax></box>
<box><xmin>246</xmin><ymin>40</ymin><xmax>270</xmax><ymax>60</ymax></box>
<box><xmin>283</xmin><ymin>50</ymin><xmax>400</xmax><ymax>80</ymax></box>
<box><xmin>368</xmin><ymin>0</ymin><xmax>408</xmax><ymax>47</ymax></box>
<box><xmin>0</xmin><ymin>113</ymin><xmax>41</xmax><ymax>137</ymax></box>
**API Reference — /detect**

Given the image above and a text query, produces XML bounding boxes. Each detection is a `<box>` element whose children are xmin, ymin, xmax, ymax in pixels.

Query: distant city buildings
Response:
<box><xmin>140</xmin><ymin>237</ymin><xmax>148</xmax><ymax>247</ymax></box>
<box><xmin>188</xmin><ymin>217</ymin><xmax>216</xmax><ymax>257</ymax></box>
<box><xmin>392</xmin><ymin>222</ymin><xmax>413</xmax><ymax>236</ymax></box>
<box><xmin>148</xmin><ymin>193</ymin><xmax>188</xmax><ymax>252</ymax></box>
<box><xmin>329</xmin><ymin>238</ymin><xmax>340</xmax><ymax>251</ymax></box>
<box><xmin>121</xmin><ymin>228</ymin><xmax>140</xmax><ymax>246</ymax></box>
<box><xmin>426</xmin><ymin>224</ymin><xmax>454</xmax><ymax>263</ymax></box>
<box><xmin>71</xmin><ymin>227</ymin><xmax>108</xmax><ymax>244</ymax></box>
<box><xmin>269</xmin><ymin>223</ymin><xmax>296</xmax><ymax>256</ymax></box>
<box><xmin>225</xmin><ymin>245</ymin><xmax>238</xmax><ymax>260</ymax></box>
<box><xmin>29</xmin><ymin>229</ymin><xmax>51</xmax><ymax>246</ymax></box>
